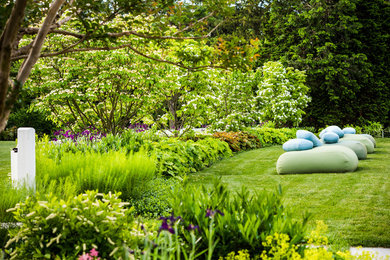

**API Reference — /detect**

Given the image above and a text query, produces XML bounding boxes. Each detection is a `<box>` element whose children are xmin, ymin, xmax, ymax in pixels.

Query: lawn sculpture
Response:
<box><xmin>277</xmin><ymin>126</ymin><xmax>376</xmax><ymax>174</ymax></box>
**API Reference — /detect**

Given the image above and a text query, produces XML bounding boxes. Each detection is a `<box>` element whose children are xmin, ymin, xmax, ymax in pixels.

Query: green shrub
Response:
<box><xmin>128</xmin><ymin>178</ymin><xmax>181</xmax><ymax>218</ymax></box>
<box><xmin>247</xmin><ymin>127</ymin><xmax>297</xmax><ymax>146</ymax></box>
<box><xmin>37</xmin><ymin>150</ymin><xmax>156</xmax><ymax>201</ymax></box>
<box><xmin>151</xmin><ymin>137</ymin><xmax>232</xmax><ymax>177</ymax></box>
<box><xmin>362</xmin><ymin>121</ymin><xmax>383</xmax><ymax>137</ymax></box>
<box><xmin>5</xmin><ymin>191</ymin><xmax>132</xmax><ymax>259</ymax></box>
<box><xmin>5</xmin><ymin>109</ymin><xmax>57</xmax><ymax>138</ymax></box>
<box><xmin>212</xmin><ymin>131</ymin><xmax>262</xmax><ymax>152</ymax></box>
<box><xmin>170</xmin><ymin>181</ymin><xmax>310</xmax><ymax>258</ymax></box>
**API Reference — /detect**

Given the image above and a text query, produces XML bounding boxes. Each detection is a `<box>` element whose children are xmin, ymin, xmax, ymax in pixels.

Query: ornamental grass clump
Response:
<box><xmin>37</xmin><ymin>150</ymin><xmax>156</xmax><ymax>201</ymax></box>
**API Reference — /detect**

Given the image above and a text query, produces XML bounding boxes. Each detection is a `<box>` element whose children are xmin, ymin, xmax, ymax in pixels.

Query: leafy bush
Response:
<box><xmin>170</xmin><ymin>181</ymin><xmax>310</xmax><ymax>258</ymax></box>
<box><xmin>5</xmin><ymin>191</ymin><xmax>132</xmax><ymax>259</ymax></box>
<box><xmin>212</xmin><ymin>131</ymin><xmax>262</xmax><ymax>152</ymax></box>
<box><xmin>247</xmin><ymin>127</ymin><xmax>297</xmax><ymax>146</ymax></box>
<box><xmin>128</xmin><ymin>178</ymin><xmax>181</xmax><ymax>218</ymax></box>
<box><xmin>37</xmin><ymin>149</ymin><xmax>156</xmax><ymax>201</ymax></box>
<box><xmin>362</xmin><ymin>121</ymin><xmax>383</xmax><ymax>137</ymax></box>
<box><xmin>5</xmin><ymin>109</ymin><xmax>57</xmax><ymax>138</ymax></box>
<box><xmin>150</xmin><ymin>137</ymin><xmax>232</xmax><ymax>177</ymax></box>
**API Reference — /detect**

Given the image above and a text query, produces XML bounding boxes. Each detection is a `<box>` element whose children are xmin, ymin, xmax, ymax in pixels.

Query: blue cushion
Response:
<box><xmin>322</xmin><ymin>132</ymin><xmax>339</xmax><ymax>143</ymax></box>
<box><xmin>296</xmin><ymin>130</ymin><xmax>322</xmax><ymax>147</ymax></box>
<box><xmin>319</xmin><ymin>129</ymin><xmax>328</xmax><ymax>139</ymax></box>
<box><xmin>283</xmin><ymin>139</ymin><xmax>314</xmax><ymax>152</ymax></box>
<box><xmin>326</xmin><ymin>125</ymin><xmax>344</xmax><ymax>138</ymax></box>
<box><xmin>343</xmin><ymin>127</ymin><xmax>356</xmax><ymax>134</ymax></box>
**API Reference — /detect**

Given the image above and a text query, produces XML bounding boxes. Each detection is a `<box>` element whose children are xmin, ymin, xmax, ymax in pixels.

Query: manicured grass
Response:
<box><xmin>0</xmin><ymin>141</ymin><xmax>15</xmax><ymax>178</ymax></box>
<box><xmin>189</xmin><ymin>138</ymin><xmax>390</xmax><ymax>249</ymax></box>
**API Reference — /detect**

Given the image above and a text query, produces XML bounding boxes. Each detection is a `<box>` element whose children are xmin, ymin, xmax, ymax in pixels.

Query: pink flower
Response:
<box><xmin>78</xmin><ymin>253</ymin><xmax>91</xmax><ymax>260</ymax></box>
<box><xmin>90</xmin><ymin>248</ymin><xmax>99</xmax><ymax>257</ymax></box>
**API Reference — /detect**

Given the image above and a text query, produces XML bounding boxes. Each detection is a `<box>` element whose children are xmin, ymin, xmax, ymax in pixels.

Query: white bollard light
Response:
<box><xmin>11</xmin><ymin>127</ymin><xmax>36</xmax><ymax>191</ymax></box>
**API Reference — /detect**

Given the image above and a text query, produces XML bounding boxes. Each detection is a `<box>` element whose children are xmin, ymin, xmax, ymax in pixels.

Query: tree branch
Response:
<box><xmin>173</xmin><ymin>11</ymin><xmax>215</xmax><ymax>35</ymax></box>
<box><xmin>16</xmin><ymin>0</ymin><xmax>67</xmax><ymax>85</ymax></box>
<box><xmin>20</xmin><ymin>28</ymin><xmax>84</xmax><ymax>39</ymax></box>
<box><xmin>13</xmin><ymin>43</ymin><xmax>224</xmax><ymax>71</ymax></box>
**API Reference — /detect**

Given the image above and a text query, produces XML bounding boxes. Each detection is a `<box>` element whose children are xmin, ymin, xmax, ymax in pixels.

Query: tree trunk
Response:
<box><xmin>168</xmin><ymin>93</ymin><xmax>180</xmax><ymax>135</ymax></box>
<box><xmin>0</xmin><ymin>0</ymin><xmax>28</xmax><ymax>132</ymax></box>
<box><xmin>0</xmin><ymin>0</ymin><xmax>66</xmax><ymax>132</ymax></box>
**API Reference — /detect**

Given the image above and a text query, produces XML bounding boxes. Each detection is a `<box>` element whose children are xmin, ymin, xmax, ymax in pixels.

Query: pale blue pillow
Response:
<box><xmin>343</xmin><ymin>127</ymin><xmax>356</xmax><ymax>134</ymax></box>
<box><xmin>326</xmin><ymin>125</ymin><xmax>344</xmax><ymax>138</ymax></box>
<box><xmin>283</xmin><ymin>138</ymin><xmax>314</xmax><ymax>152</ymax></box>
<box><xmin>296</xmin><ymin>130</ymin><xmax>322</xmax><ymax>147</ymax></box>
<box><xmin>322</xmin><ymin>132</ymin><xmax>339</xmax><ymax>143</ymax></box>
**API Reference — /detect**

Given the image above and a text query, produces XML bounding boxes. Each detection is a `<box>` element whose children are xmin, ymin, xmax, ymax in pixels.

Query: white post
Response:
<box><xmin>11</xmin><ymin>127</ymin><xmax>36</xmax><ymax>191</ymax></box>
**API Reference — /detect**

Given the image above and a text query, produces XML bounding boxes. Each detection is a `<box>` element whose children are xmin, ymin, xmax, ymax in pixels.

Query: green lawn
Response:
<box><xmin>0</xmin><ymin>141</ymin><xmax>15</xmax><ymax>178</ymax></box>
<box><xmin>189</xmin><ymin>138</ymin><xmax>390</xmax><ymax>249</ymax></box>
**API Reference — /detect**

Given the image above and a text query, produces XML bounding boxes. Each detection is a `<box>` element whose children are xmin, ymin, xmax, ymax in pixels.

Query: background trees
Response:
<box><xmin>1</xmin><ymin>0</ymin><xmax>389</xmax><ymax>133</ymax></box>
<box><xmin>0</xmin><ymin>0</ymin><xmax>235</xmax><ymax>132</ymax></box>
<box><xmin>258</xmin><ymin>0</ymin><xmax>390</xmax><ymax>127</ymax></box>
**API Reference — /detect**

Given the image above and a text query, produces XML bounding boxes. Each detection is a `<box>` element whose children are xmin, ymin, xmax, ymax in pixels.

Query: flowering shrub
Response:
<box><xmin>256</xmin><ymin>61</ymin><xmax>311</xmax><ymax>127</ymax></box>
<box><xmin>5</xmin><ymin>191</ymin><xmax>132</xmax><ymax>259</ymax></box>
<box><xmin>128</xmin><ymin>122</ymin><xmax>150</xmax><ymax>133</ymax></box>
<box><xmin>78</xmin><ymin>248</ymin><xmax>100</xmax><ymax>260</ymax></box>
<box><xmin>212</xmin><ymin>131</ymin><xmax>262</xmax><ymax>152</ymax></box>
<box><xmin>52</xmin><ymin>127</ymin><xmax>106</xmax><ymax>142</ymax></box>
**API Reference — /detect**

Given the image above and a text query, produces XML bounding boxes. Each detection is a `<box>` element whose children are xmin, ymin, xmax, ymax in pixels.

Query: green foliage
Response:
<box><xmin>256</xmin><ymin>61</ymin><xmax>310</xmax><ymax>127</ymax></box>
<box><xmin>362</xmin><ymin>121</ymin><xmax>383</xmax><ymax>137</ymax></box>
<box><xmin>37</xmin><ymin>149</ymin><xmax>156</xmax><ymax>201</ymax></box>
<box><xmin>170</xmin><ymin>181</ymin><xmax>310</xmax><ymax>258</ymax></box>
<box><xmin>5</xmin><ymin>191</ymin><xmax>132</xmax><ymax>259</ymax></box>
<box><xmin>247</xmin><ymin>127</ymin><xmax>297</xmax><ymax>146</ymax></box>
<box><xmin>219</xmin><ymin>250</ymin><xmax>251</xmax><ymax>260</ymax></box>
<box><xmin>212</xmin><ymin>131</ymin><xmax>262</xmax><ymax>152</ymax></box>
<box><xmin>0</xmin><ymin>181</ymin><xmax>32</xmax><ymax>249</ymax></box>
<box><xmin>8</xmin><ymin>109</ymin><xmax>56</xmax><ymax>136</ymax></box>
<box><xmin>260</xmin><ymin>0</ymin><xmax>390</xmax><ymax>127</ymax></box>
<box><xmin>192</xmin><ymin>69</ymin><xmax>263</xmax><ymax>132</ymax></box>
<box><xmin>128</xmin><ymin>178</ymin><xmax>180</xmax><ymax>218</ymax></box>
<box><xmin>151</xmin><ymin>137</ymin><xmax>232</xmax><ymax>177</ymax></box>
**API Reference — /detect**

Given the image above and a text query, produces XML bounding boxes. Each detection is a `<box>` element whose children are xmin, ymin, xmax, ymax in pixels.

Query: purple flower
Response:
<box><xmin>159</xmin><ymin>219</ymin><xmax>175</xmax><ymax>234</ymax></box>
<box><xmin>206</xmin><ymin>209</ymin><xmax>224</xmax><ymax>218</ymax></box>
<box><xmin>187</xmin><ymin>224</ymin><xmax>199</xmax><ymax>231</ymax></box>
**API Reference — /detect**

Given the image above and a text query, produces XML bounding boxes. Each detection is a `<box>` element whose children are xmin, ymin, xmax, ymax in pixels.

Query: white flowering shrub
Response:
<box><xmin>256</xmin><ymin>61</ymin><xmax>311</xmax><ymax>127</ymax></box>
<box><xmin>186</xmin><ymin>69</ymin><xmax>262</xmax><ymax>131</ymax></box>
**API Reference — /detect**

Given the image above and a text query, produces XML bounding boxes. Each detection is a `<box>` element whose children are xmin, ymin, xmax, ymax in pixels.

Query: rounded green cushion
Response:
<box><xmin>360</xmin><ymin>134</ymin><xmax>376</xmax><ymax>148</ymax></box>
<box><xmin>341</xmin><ymin>134</ymin><xmax>374</xmax><ymax>153</ymax></box>
<box><xmin>324</xmin><ymin>140</ymin><xmax>367</xmax><ymax>160</ymax></box>
<box><xmin>276</xmin><ymin>146</ymin><xmax>358</xmax><ymax>174</ymax></box>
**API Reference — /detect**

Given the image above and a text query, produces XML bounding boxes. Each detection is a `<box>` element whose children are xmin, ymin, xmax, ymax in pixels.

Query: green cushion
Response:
<box><xmin>341</xmin><ymin>134</ymin><xmax>374</xmax><ymax>153</ymax></box>
<box><xmin>360</xmin><ymin>134</ymin><xmax>376</xmax><ymax>148</ymax></box>
<box><xmin>324</xmin><ymin>140</ymin><xmax>367</xmax><ymax>160</ymax></box>
<box><xmin>276</xmin><ymin>146</ymin><xmax>358</xmax><ymax>174</ymax></box>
